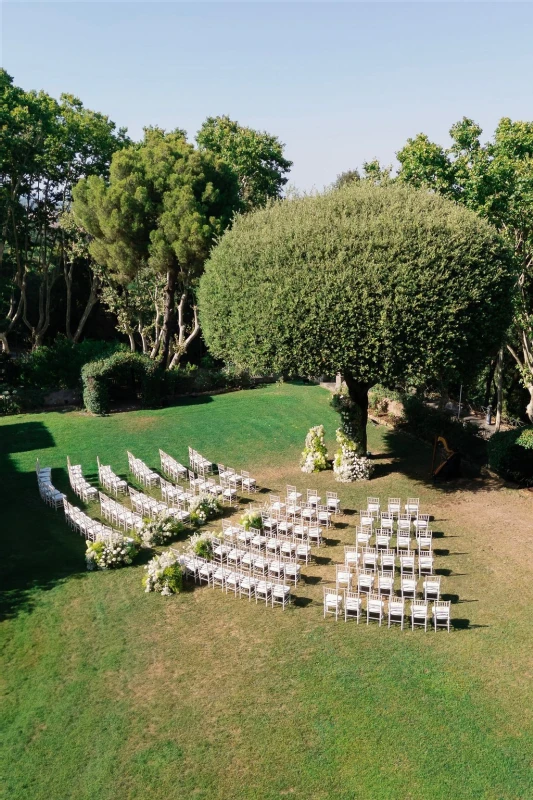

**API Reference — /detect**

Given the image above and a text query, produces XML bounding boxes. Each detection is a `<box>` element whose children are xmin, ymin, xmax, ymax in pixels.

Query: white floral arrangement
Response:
<box><xmin>186</xmin><ymin>530</ymin><xmax>216</xmax><ymax>559</ymax></box>
<box><xmin>86</xmin><ymin>536</ymin><xmax>139</xmax><ymax>570</ymax></box>
<box><xmin>189</xmin><ymin>493</ymin><xmax>221</xmax><ymax>526</ymax></box>
<box><xmin>333</xmin><ymin>428</ymin><xmax>373</xmax><ymax>482</ymax></box>
<box><xmin>139</xmin><ymin>513</ymin><xmax>183</xmax><ymax>547</ymax></box>
<box><xmin>300</xmin><ymin>424</ymin><xmax>329</xmax><ymax>473</ymax></box>
<box><xmin>143</xmin><ymin>550</ymin><xmax>183</xmax><ymax>595</ymax></box>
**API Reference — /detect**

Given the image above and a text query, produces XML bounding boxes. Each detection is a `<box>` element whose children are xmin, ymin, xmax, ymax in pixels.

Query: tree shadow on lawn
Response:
<box><xmin>379</xmin><ymin>427</ymin><xmax>507</xmax><ymax>495</ymax></box>
<box><xmin>0</xmin><ymin>420</ymin><xmax>91</xmax><ymax>621</ymax></box>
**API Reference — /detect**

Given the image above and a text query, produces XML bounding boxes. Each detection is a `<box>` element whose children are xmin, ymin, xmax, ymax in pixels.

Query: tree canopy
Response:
<box><xmin>199</xmin><ymin>183</ymin><xmax>515</xmax><ymax>451</ymax></box>
<box><xmin>397</xmin><ymin>117</ymin><xmax>533</xmax><ymax>419</ymax></box>
<box><xmin>196</xmin><ymin>115</ymin><xmax>292</xmax><ymax>212</ymax></box>
<box><xmin>0</xmin><ymin>69</ymin><xmax>127</xmax><ymax>350</ymax></box>
<box><xmin>73</xmin><ymin>127</ymin><xmax>240</xmax><ymax>367</ymax></box>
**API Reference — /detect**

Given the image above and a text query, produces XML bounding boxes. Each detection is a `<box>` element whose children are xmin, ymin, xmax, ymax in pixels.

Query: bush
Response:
<box><xmin>368</xmin><ymin>385</ymin><xmax>403</xmax><ymax>414</ymax></box>
<box><xmin>139</xmin><ymin>514</ymin><xmax>184</xmax><ymax>547</ymax></box>
<box><xmin>165</xmin><ymin>364</ymin><xmax>251</xmax><ymax>397</ymax></box>
<box><xmin>189</xmin><ymin>494</ymin><xmax>221</xmax><ymax>527</ymax></box>
<box><xmin>188</xmin><ymin>531</ymin><xmax>215</xmax><ymax>560</ymax></box>
<box><xmin>333</xmin><ymin>428</ymin><xmax>373</xmax><ymax>481</ymax></box>
<box><xmin>85</xmin><ymin>537</ymin><xmax>139</xmax><ymax>570</ymax></box>
<box><xmin>19</xmin><ymin>337</ymin><xmax>124</xmax><ymax>391</ymax></box>
<box><xmin>240</xmin><ymin>510</ymin><xmax>263</xmax><ymax>530</ymax></box>
<box><xmin>0</xmin><ymin>384</ymin><xmax>44</xmax><ymax>416</ymax></box>
<box><xmin>488</xmin><ymin>426</ymin><xmax>533</xmax><ymax>484</ymax></box>
<box><xmin>143</xmin><ymin>551</ymin><xmax>183</xmax><ymax>595</ymax></box>
<box><xmin>81</xmin><ymin>351</ymin><xmax>165</xmax><ymax>415</ymax></box>
<box><xmin>300</xmin><ymin>425</ymin><xmax>328</xmax><ymax>473</ymax></box>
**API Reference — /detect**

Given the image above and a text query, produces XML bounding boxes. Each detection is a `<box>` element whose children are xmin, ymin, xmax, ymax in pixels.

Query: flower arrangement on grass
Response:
<box><xmin>333</xmin><ymin>429</ymin><xmax>373</xmax><ymax>482</ymax></box>
<box><xmin>187</xmin><ymin>531</ymin><xmax>216</xmax><ymax>560</ymax></box>
<box><xmin>300</xmin><ymin>424</ymin><xmax>329</xmax><ymax>473</ymax></box>
<box><xmin>240</xmin><ymin>510</ymin><xmax>263</xmax><ymax>530</ymax></box>
<box><xmin>189</xmin><ymin>494</ymin><xmax>221</xmax><ymax>527</ymax></box>
<box><xmin>86</xmin><ymin>537</ymin><xmax>139</xmax><ymax>571</ymax></box>
<box><xmin>143</xmin><ymin>550</ymin><xmax>183</xmax><ymax>596</ymax></box>
<box><xmin>139</xmin><ymin>513</ymin><xmax>184</xmax><ymax>547</ymax></box>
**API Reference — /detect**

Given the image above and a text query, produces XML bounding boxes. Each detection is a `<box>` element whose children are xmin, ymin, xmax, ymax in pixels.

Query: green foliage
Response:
<box><xmin>240</xmin><ymin>510</ymin><xmax>263</xmax><ymax>531</ymax></box>
<box><xmin>196</xmin><ymin>115</ymin><xmax>292</xmax><ymax>212</ymax></box>
<box><xmin>81</xmin><ymin>351</ymin><xmax>165</xmax><ymax>415</ymax></box>
<box><xmin>516</xmin><ymin>428</ymin><xmax>533</xmax><ymax>450</ymax></box>
<box><xmin>300</xmin><ymin>425</ymin><xmax>329</xmax><ymax>472</ymax></box>
<box><xmin>140</xmin><ymin>514</ymin><xmax>184</xmax><ymax>547</ymax></box>
<box><xmin>368</xmin><ymin>385</ymin><xmax>402</xmax><ymax>414</ymax></box>
<box><xmin>85</xmin><ymin>537</ymin><xmax>139</xmax><ymax>570</ymax></box>
<box><xmin>199</xmin><ymin>183</ymin><xmax>514</xmax><ymax>389</ymax></box>
<box><xmin>193</xmin><ymin>535</ymin><xmax>214</xmax><ymax>560</ymax></box>
<box><xmin>189</xmin><ymin>494</ymin><xmax>221</xmax><ymax>527</ymax></box>
<box><xmin>18</xmin><ymin>337</ymin><xmax>124</xmax><ymax>391</ymax></box>
<box><xmin>1</xmin><ymin>69</ymin><xmax>128</xmax><ymax>349</ymax></box>
<box><xmin>73</xmin><ymin>127</ymin><xmax>241</xmax><ymax>366</ymax></box>
<box><xmin>397</xmin><ymin>117</ymin><xmax>533</xmax><ymax>420</ymax></box>
<box><xmin>488</xmin><ymin>427</ymin><xmax>533</xmax><ymax>484</ymax></box>
<box><xmin>333</xmin><ymin>428</ymin><xmax>373</xmax><ymax>481</ymax></box>
<box><xmin>165</xmin><ymin>364</ymin><xmax>250</xmax><ymax>396</ymax></box>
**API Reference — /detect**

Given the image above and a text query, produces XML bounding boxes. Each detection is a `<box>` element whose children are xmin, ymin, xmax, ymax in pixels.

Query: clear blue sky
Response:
<box><xmin>2</xmin><ymin>2</ymin><xmax>533</xmax><ymax>190</ymax></box>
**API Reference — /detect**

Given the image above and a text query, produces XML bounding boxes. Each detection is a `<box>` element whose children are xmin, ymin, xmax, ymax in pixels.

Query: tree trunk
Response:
<box><xmin>526</xmin><ymin>385</ymin><xmax>533</xmax><ymax>423</ymax></box>
<box><xmin>494</xmin><ymin>348</ymin><xmax>504</xmax><ymax>433</ymax></box>
<box><xmin>159</xmin><ymin>267</ymin><xmax>177</xmax><ymax>368</ymax></box>
<box><xmin>484</xmin><ymin>357</ymin><xmax>497</xmax><ymax>407</ymax></box>
<box><xmin>125</xmin><ymin>326</ymin><xmax>136</xmax><ymax>353</ymax></box>
<box><xmin>168</xmin><ymin>296</ymin><xmax>200</xmax><ymax>370</ymax></box>
<box><xmin>342</xmin><ymin>373</ymin><xmax>370</xmax><ymax>455</ymax></box>
<box><xmin>0</xmin><ymin>333</ymin><xmax>9</xmax><ymax>354</ymax></box>
<box><xmin>72</xmin><ymin>275</ymin><xmax>99</xmax><ymax>343</ymax></box>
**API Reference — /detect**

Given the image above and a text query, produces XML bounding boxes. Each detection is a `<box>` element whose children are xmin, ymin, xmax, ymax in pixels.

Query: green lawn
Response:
<box><xmin>1</xmin><ymin>383</ymin><xmax>532</xmax><ymax>800</ymax></box>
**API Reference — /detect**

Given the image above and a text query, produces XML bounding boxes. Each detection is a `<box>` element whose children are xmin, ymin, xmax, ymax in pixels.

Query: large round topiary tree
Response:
<box><xmin>198</xmin><ymin>184</ymin><xmax>515</xmax><ymax>453</ymax></box>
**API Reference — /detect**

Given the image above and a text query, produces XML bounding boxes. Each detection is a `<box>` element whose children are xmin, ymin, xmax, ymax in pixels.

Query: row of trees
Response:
<box><xmin>1</xmin><ymin>71</ymin><xmax>292</xmax><ymax>363</ymax></box>
<box><xmin>335</xmin><ymin>117</ymin><xmax>533</xmax><ymax>422</ymax></box>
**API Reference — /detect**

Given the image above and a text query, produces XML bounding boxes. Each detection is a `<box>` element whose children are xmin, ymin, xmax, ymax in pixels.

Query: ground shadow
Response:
<box><xmin>378</xmin><ymin>426</ymin><xmax>507</xmax><ymax>495</ymax></box>
<box><xmin>0</xmin><ymin>420</ymin><xmax>90</xmax><ymax>621</ymax></box>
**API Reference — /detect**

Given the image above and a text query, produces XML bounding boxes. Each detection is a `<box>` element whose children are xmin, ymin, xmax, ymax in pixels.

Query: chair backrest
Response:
<box><xmin>401</xmin><ymin>576</ymin><xmax>417</xmax><ymax>590</ymax></box>
<box><xmin>367</xmin><ymin>497</ymin><xmax>380</xmax><ymax>510</ymax></box>
<box><xmin>424</xmin><ymin>575</ymin><xmax>440</xmax><ymax>589</ymax></box>
<box><xmin>389</xmin><ymin>597</ymin><xmax>404</xmax><ymax>612</ymax></box>
<box><xmin>327</xmin><ymin>491</ymin><xmax>338</xmax><ymax>499</ymax></box>
<box><xmin>433</xmin><ymin>600</ymin><xmax>450</xmax><ymax>616</ymax></box>
<box><xmin>367</xmin><ymin>593</ymin><xmax>383</xmax><ymax>612</ymax></box>
<box><xmin>412</xmin><ymin>600</ymin><xmax>428</xmax><ymax>615</ymax></box>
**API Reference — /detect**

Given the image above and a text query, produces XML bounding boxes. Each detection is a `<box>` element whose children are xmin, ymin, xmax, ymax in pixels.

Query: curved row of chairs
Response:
<box><xmin>36</xmin><ymin>460</ymin><xmax>65</xmax><ymax>509</ymax></box>
<box><xmin>175</xmin><ymin>552</ymin><xmax>292</xmax><ymax>609</ymax></box>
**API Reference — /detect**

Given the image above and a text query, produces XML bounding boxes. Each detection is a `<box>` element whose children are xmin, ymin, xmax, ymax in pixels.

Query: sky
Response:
<box><xmin>2</xmin><ymin>2</ymin><xmax>533</xmax><ymax>190</ymax></box>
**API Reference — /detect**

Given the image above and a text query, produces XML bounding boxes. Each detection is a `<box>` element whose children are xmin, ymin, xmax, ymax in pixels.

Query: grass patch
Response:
<box><xmin>1</xmin><ymin>383</ymin><xmax>533</xmax><ymax>799</ymax></box>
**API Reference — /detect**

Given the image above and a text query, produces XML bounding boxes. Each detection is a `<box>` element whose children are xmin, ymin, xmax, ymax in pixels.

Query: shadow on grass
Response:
<box><xmin>378</xmin><ymin>426</ymin><xmax>506</xmax><ymax>495</ymax></box>
<box><xmin>0</xmin><ymin>420</ymin><xmax>89</xmax><ymax>621</ymax></box>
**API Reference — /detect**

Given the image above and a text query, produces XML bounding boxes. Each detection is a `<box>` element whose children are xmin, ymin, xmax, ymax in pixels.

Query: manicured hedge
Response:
<box><xmin>82</xmin><ymin>352</ymin><xmax>165</xmax><ymax>415</ymax></box>
<box><xmin>487</xmin><ymin>426</ymin><xmax>533</xmax><ymax>484</ymax></box>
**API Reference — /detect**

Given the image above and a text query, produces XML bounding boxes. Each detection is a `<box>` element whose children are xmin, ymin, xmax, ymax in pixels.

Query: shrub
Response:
<box><xmin>300</xmin><ymin>425</ymin><xmax>328</xmax><ymax>473</ymax></box>
<box><xmin>368</xmin><ymin>385</ymin><xmax>403</xmax><ymax>414</ymax></box>
<box><xmin>487</xmin><ymin>426</ymin><xmax>533</xmax><ymax>484</ymax></box>
<box><xmin>19</xmin><ymin>337</ymin><xmax>124</xmax><ymax>391</ymax></box>
<box><xmin>85</xmin><ymin>537</ymin><xmax>139</xmax><ymax>570</ymax></box>
<box><xmin>189</xmin><ymin>494</ymin><xmax>221</xmax><ymax>527</ymax></box>
<box><xmin>164</xmin><ymin>364</ymin><xmax>251</xmax><ymax>397</ymax></box>
<box><xmin>81</xmin><ymin>351</ymin><xmax>165</xmax><ymax>414</ymax></box>
<box><xmin>240</xmin><ymin>510</ymin><xmax>263</xmax><ymax>530</ymax></box>
<box><xmin>143</xmin><ymin>551</ymin><xmax>183</xmax><ymax>595</ymax></box>
<box><xmin>188</xmin><ymin>531</ymin><xmax>215</xmax><ymax>560</ymax></box>
<box><xmin>333</xmin><ymin>428</ymin><xmax>373</xmax><ymax>481</ymax></box>
<box><xmin>139</xmin><ymin>514</ymin><xmax>184</xmax><ymax>547</ymax></box>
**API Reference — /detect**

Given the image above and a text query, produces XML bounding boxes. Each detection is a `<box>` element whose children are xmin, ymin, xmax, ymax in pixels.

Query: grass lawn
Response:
<box><xmin>1</xmin><ymin>382</ymin><xmax>533</xmax><ymax>800</ymax></box>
